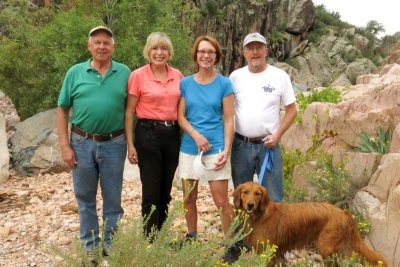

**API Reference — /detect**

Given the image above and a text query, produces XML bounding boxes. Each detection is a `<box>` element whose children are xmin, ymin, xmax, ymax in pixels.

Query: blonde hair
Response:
<box><xmin>143</xmin><ymin>32</ymin><xmax>174</xmax><ymax>62</ymax></box>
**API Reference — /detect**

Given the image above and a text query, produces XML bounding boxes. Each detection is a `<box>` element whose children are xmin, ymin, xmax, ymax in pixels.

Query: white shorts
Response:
<box><xmin>176</xmin><ymin>152</ymin><xmax>232</xmax><ymax>182</ymax></box>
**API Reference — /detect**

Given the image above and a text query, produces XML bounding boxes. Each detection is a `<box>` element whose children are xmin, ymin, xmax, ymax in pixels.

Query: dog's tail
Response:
<box><xmin>355</xmin><ymin>236</ymin><xmax>388</xmax><ymax>267</ymax></box>
<box><xmin>347</xmin><ymin>212</ymin><xmax>388</xmax><ymax>267</ymax></box>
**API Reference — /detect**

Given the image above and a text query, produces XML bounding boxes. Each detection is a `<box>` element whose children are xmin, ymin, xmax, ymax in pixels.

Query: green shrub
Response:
<box><xmin>49</xmin><ymin>200</ymin><xmax>276</xmax><ymax>266</ymax></box>
<box><xmin>324</xmin><ymin>252</ymin><xmax>382</xmax><ymax>267</ymax></box>
<box><xmin>315</xmin><ymin>5</ymin><xmax>351</xmax><ymax>29</ymax></box>
<box><xmin>355</xmin><ymin>127</ymin><xmax>392</xmax><ymax>154</ymax></box>
<box><xmin>282</xmin><ymin>148</ymin><xmax>309</xmax><ymax>203</ymax></box>
<box><xmin>295</xmin><ymin>86</ymin><xmax>342</xmax><ymax>124</ymax></box>
<box><xmin>306</xmin><ymin>20</ymin><xmax>329</xmax><ymax>44</ymax></box>
<box><xmin>268</xmin><ymin>30</ymin><xmax>289</xmax><ymax>45</ymax></box>
<box><xmin>351</xmin><ymin>210</ymin><xmax>371</xmax><ymax>238</ymax></box>
<box><xmin>307</xmin><ymin>152</ymin><xmax>351</xmax><ymax>207</ymax></box>
<box><xmin>0</xmin><ymin>0</ymin><xmax>192</xmax><ymax>120</ymax></box>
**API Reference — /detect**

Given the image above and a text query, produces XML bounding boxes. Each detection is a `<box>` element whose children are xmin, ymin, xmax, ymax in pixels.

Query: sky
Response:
<box><xmin>312</xmin><ymin>0</ymin><xmax>399</xmax><ymax>36</ymax></box>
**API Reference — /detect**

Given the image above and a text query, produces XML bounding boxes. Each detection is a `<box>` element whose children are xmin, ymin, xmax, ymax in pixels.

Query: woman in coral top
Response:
<box><xmin>125</xmin><ymin>32</ymin><xmax>183</xmax><ymax>237</ymax></box>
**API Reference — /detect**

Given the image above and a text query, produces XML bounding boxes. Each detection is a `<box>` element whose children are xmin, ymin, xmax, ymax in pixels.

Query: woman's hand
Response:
<box><xmin>127</xmin><ymin>145</ymin><xmax>138</xmax><ymax>164</ymax></box>
<box><xmin>214</xmin><ymin>149</ymin><xmax>229</xmax><ymax>170</ymax></box>
<box><xmin>192</xmin><ymin>131</ymin><xmax>211</xmax><ymax>153</ymax></box>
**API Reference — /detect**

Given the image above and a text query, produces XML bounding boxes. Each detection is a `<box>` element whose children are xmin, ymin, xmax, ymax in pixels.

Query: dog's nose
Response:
<box><xmin>247</xmin><ymin>202</ymin><xmax>254</xmax><ymax>209</ymax></box>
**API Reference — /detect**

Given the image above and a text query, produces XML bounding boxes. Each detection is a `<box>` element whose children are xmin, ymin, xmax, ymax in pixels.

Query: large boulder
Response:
<box><xmin>353</xmin><ymin>153</ymin><xmax>400</xmax><ymax>267</ymax></box>
<box><xmin>380</xmin><ymin>41</ymin><xmax>400</xmax><ymax>66</ymax></box>
<box><xmin>331</xmin><ymin>73</ymin><xmax>352</xmax><ymax>87</ymax></box>
<box><xmin>389</xmin><ymin>122</ymin><xmax>400</xmax><ymax>153</ymax></box>
<box><xmin>9</xmin><ymin>109</ymin><xmax>67</xmax><ymax>176</ymax></box>
<box><xmin>332</xmin><ymin>72</ymin><xmax>400</xmax><ymax>148</ymax></box>
<box><xmin>332</xmin><ymin>151</ymin><xmax>382</xmax><ymax>191</ymax></box>
<box><xmin>364</xmin><ymin>154</ymin><xmax>400</xmax><ymax>201</ymax></box>
<box><xmin>286</xmin><ymin>0</ymin><xmax>315</xmax><ymax>34</ymax></box>
<box><xmin>0</xmin><ymin>114</ymin><xmax>9</xmax><ymax>183</ymax></box>
<box><xmin>345</xmin><ymin>58</ymin><xmax>377</xmax><ymax>84</ymax></box>
<box><xmin>282</xmin><ymin>102</ymin><xmax>335</xmax><ymax>153</ymax></box>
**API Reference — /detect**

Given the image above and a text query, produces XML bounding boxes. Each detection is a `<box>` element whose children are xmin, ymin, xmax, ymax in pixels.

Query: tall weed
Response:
<box><xmin>49</xmin><ymin>200</ymin><xmax>276</xmax><ymax>266</ymax></box>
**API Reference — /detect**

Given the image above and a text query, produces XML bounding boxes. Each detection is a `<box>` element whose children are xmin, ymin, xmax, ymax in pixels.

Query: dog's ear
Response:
<box><xmin>232</xmin><ymin>185</ymin><xmax>242</xmax><ymax>209</ymax></box>
<box><xmin>259</xmin><ymin>185</ymin><xmax>270</xmax><ymax>213</ymax></box>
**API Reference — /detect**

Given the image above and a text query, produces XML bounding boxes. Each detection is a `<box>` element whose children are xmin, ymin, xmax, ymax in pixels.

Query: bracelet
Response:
<box><xmin>189</xmin><ymin>128</ymin><xmax>194</xmax><ymax>135</ymax></box>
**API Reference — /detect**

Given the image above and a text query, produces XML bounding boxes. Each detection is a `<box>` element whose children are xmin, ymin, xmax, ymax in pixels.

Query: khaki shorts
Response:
<box><xmin>176</xmin><ymin>152</ymin><xmax>231</xmax><ymax>182</ymax></box>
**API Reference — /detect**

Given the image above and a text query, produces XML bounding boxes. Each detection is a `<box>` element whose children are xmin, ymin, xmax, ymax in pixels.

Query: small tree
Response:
<box><xmin>364</xmin><ymin>20</ymin><xmax>385</xmax><ymax>36</ymax></box>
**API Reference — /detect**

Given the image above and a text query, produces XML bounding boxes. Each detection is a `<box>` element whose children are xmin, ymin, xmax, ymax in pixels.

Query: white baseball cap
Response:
<box><xmin>243</xmin><ymin>32</ymin><xmax>267</xmax><ymax>47</ymax></box>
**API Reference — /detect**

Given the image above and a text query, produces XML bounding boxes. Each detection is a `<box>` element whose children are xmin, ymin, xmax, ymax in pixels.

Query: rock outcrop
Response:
<box><xmin>284</xmin><ymin>43</ymin><xmax>400</xmax><ymax>266</ymax></box>
<box><xmin>353</xmin><ymin>154</ymin><xmax>400</xmax><ymax>267</ymax></box>
<box><xmin>189</xmin><ymin>0</ymin><xmax>393</xmax><ymax>89</ymax></box>
<box><xmin>10</xmin><ymin>109</ymin><xmax>67</xmax><ymax>176</ymax></box>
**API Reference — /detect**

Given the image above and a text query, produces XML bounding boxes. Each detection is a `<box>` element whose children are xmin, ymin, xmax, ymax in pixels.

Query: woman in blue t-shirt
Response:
<box><xmin>176</xmin><ymin>35</ymin><xmax>235</xmax><ymax>243</ymax></box>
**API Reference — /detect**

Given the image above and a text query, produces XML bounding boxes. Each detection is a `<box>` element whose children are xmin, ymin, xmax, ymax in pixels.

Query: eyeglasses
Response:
<box><xmin>197</xmin><ymin>50</ymin><xmax>217</xmax><ymax>56</ymax></box>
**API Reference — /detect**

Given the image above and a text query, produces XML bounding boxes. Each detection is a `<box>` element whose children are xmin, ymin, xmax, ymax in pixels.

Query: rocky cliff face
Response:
<box><xmin>189</xmin><ymin>0</ymin><xmax>315</xmax><ymax>74</ymax></box>
<box><xmin>188</xmin><ymin>0</ymin><xmax>394</xmax><ymax>89</ymax></box>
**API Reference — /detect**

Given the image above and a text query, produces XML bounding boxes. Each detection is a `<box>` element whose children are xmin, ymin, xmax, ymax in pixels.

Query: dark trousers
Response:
<box><xmin>134</xmin><ymin>120</ymin><xmax>180</xmax><ymax>236</ymax></box>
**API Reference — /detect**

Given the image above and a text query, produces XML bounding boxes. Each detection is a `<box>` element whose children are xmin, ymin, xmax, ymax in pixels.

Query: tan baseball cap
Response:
<box><xmin>88</xmin><ymin>26</ymin><xmax>113</xmax><ymax>37</ymax></box>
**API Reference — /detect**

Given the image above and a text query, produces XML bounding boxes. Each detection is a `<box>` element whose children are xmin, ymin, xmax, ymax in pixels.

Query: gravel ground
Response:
<box><xmin>0</xmin><ymin>171</ymin><xmax>320</xmax><ymax>266</ymax></box>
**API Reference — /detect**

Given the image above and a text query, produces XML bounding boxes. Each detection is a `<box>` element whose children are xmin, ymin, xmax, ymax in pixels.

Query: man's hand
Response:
<box><xmin>61</xmin><ymin>145</ymin><xmax>76</xmax><ymax>168</ymax></box>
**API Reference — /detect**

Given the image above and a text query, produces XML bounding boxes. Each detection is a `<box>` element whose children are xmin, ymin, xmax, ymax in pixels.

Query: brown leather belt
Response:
<box><xmin>71</xmin><ymin>125</ymin><xmax>124</xmax><ymax>142</ymax></box>
<box><xmin>235</xmin><ymin>132</ymin><xmax>265</xmax><ymax>144</ymax></box>
<box><xmin>137</xmin><ymin>119</ymin><xmax>178</xmax><ymax>127</ymax></box>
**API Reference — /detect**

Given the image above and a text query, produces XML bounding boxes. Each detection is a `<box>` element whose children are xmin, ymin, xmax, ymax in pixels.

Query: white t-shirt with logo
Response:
<box><xmin>229</xmin><ymin>65</ymin><xmax>296</xmax><ymax>137</ymax></box>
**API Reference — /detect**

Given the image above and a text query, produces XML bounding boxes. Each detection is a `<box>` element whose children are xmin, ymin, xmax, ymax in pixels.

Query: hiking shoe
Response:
<box><xmin>102</xmin><ymin>248</ymin><xmax>109</xmax><ymax>257</ymax></box>
<box><xmin>222</xmin><ymin>241</ymin><xmax>245</xmax><ymax>264</ymax></box>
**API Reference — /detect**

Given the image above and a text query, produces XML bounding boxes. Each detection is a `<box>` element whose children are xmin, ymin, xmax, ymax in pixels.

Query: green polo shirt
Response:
<box><xmin>58</xmin><ymin>59</ymin><xmax>130</xmax><ymax>134</ymax></box>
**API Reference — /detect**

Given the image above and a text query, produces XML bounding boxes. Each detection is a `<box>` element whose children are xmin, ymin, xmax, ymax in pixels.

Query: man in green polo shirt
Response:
<box><xmin>56</xmin><ymin>26</ymin><xmax>130</xmax><ymax>258</ymax></box>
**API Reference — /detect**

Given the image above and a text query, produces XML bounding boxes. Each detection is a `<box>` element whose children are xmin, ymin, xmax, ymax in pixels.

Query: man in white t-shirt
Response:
<box><xmin>229</xmin><ymin>32</ymin><xmax>297</xmax><ymax>202</ymax></box>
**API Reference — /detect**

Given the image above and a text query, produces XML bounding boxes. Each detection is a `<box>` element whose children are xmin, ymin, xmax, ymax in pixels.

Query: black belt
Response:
<box><xmin>235</xmin><ymin>132</ymin><xmax>265</xmax><ymax>144</ymax></box>
<box><xmin>71</xmin><ymin>125</ymin><xmax>124</xmax><ymax>142</ymax></box>
<box><xmin>137</xmin><ymin>119</ymin><xmax>178</xmax><ymax>127</ymax></box>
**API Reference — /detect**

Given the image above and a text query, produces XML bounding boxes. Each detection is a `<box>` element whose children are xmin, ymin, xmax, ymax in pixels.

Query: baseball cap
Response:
<box><xmin>88</xmin><ymin>26</ymin><xmax>113</xmax><ymax>37</ymax></box>
<box><xmin>243</xmin><ymin>32</ymin><xmax>267</xmax><ymax>47</ymax></box>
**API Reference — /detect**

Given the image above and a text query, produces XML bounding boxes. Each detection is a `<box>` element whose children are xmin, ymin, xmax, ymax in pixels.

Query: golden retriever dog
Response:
<box><xmin>233</xmin><ymin>182</ymin><xmax>387</xmax><ymax>266</ymax></box>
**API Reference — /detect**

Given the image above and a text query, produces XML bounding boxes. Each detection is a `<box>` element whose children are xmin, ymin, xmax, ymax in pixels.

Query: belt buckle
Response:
<box><xmin>92</xmin><ymin>133</ymin><xmax>101</xmax><ymax>141</ymax></box>
<box><xmin>164</xmin><ymin>121</ymin><xmax>173</xmax><ymax>126</ymax></box>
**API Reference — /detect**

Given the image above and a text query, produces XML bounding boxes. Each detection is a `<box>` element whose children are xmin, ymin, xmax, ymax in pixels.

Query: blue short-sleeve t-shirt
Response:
<box><xmin>180</xmin><ymin>74</ymin><xmax>234</xmax><ymax>155</ymax></box>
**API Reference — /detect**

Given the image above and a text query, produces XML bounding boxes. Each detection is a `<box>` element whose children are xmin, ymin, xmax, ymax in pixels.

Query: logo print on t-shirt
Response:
<box><xmin>262</xmin><ymin>84</ymin><xmax>275</xmax><ymax>93</ymax></box>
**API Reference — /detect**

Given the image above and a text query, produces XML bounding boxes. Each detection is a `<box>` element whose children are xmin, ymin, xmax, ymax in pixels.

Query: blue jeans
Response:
<box><xmin>70</xmin><ymin>132</ymin><xmax>127</xmax><ymax>250</ymax></box>
<box><xmin>231</xmin><ymin>135</ymin><xmax>283</xmax><ymax>202</ymax></box>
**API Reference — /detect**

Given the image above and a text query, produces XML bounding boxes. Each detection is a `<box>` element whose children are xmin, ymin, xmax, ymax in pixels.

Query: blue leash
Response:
<box><xmin>258</xmin><ymin>148</ymin><xmax>274</xmax><ymax>185</ymax></box>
